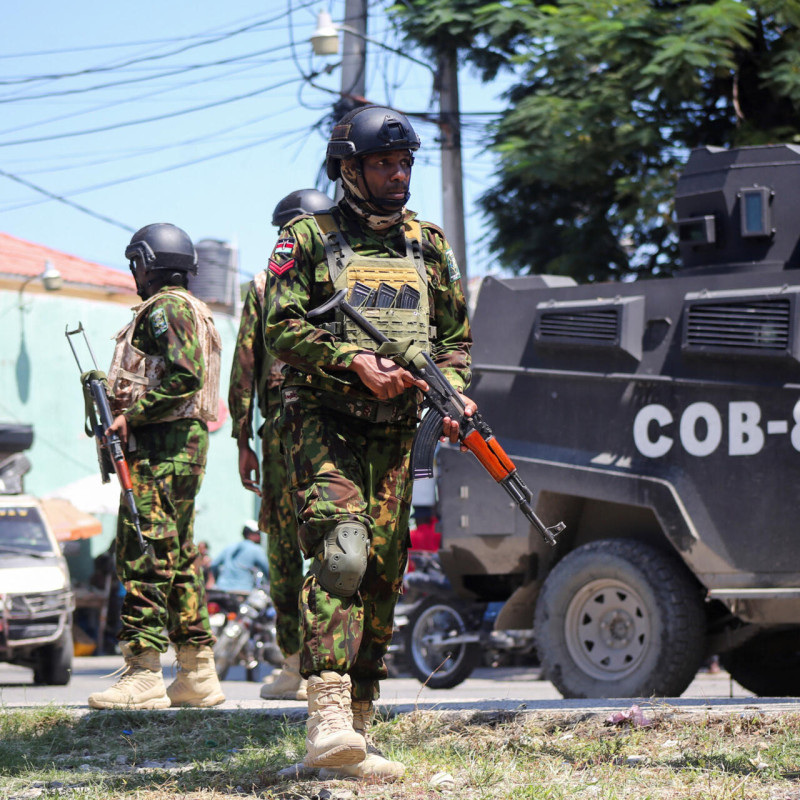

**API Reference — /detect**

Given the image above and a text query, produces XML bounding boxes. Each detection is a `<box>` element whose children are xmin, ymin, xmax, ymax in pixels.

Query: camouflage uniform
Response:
<box><xmin>228</xmin><ymin>272</ymin><xmax>304</xmax><ymax>658</ymax></box>
<box><xmin>114</xmin><ymin>287</ymin><xmax>215</xmax><ymax>655</ymax></box>
<box><xmin>264</xmin><ymin>202</ymin><xmax>471</xmax><ymax>701</ymax></box>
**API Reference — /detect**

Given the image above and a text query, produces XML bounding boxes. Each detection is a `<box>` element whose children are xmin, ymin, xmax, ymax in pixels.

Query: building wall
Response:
<box><xmin>0</xmin><ymin>285</ymin><xmax>257</xmax><ymax>562</ymax></box>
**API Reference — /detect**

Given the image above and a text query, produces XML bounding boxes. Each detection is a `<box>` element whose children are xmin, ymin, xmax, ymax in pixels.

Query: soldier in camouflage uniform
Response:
<box><xmin>88</xmin><ymin>223</ymin><xmax>225</xmax><ymax>711</ymax></box>
<box><xmin>228</xmin><ymin>188</ymin><xmax>331</xmax><ymax>701</ymax></box>
<box><xmin>264</xmin><ymin>106</ymin><xmax>473</xmax><ymax>779</ymax></box>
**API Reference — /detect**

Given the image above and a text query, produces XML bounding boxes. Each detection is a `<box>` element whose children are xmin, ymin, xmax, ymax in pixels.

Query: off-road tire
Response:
<box><xmin>721</xmin><ymin>629</ymin><xmax>800</xmax><ymax>696</ymax></box>
<box><xmin>405</xmin><ymin>597</ymin><xmax>481</xmax><ymax>689</ymax></box>
<box><xmin>33</xmin><ymin>625</ymin><xmax>73</xmax><ymax>686</ymax></box>
<box><xmin>534</xmin><ymin>539</ymin><xmax>705</xmax><ymax>698</ymax></box>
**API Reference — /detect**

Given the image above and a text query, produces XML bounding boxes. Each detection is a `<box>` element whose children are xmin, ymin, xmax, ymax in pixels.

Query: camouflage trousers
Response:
<box><xmin>116</xmin><ymin>458</ymin><xmax>214</xmax><ymax>655</ymax></box>
<box><xmin>280</xmin><ymin>388</ymin><xmax>416</xmax><ymax>701</ymax></box>
<box><xmin>259</xmin><ymin>403</ymin><xmax>304</xmax><ymax>658</ymax></box>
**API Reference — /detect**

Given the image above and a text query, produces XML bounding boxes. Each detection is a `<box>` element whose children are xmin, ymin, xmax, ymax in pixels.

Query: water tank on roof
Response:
<box><xmin>188</xmin><ymin>239</ymin><xmax>239</xmax><ymax>311</ymax></box>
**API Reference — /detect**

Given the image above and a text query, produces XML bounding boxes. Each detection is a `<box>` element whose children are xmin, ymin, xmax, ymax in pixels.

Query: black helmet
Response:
<box><xmin>125</xmin><ymin>223</ymin><xmax>198</xmax><ymax>275</ymax></box>
<box><xmin>271</xmin><ymin>189</ymin><xmax>332</xmax><ymax>228</ymax></box>
<box><xmin>326</xmin><ymin>105</ymin><xmax>420</xmax><ymax>181</ymax></box>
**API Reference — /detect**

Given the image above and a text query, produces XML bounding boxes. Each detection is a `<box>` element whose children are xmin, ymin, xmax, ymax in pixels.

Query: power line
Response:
<box><xmin>0</xmin><ymin>43</ymin><xmax>293</xmax><ymax>104</ymax></box>
<box><xmin>0</xmin><ymin>11</ymin><xmax>276</xmax><ymax>59</ymax></box>
<box><xmin>0</xmin><ymin>59</ymin><xmax>274</xmax><ymax>137</ymax></box>
<box><xmin>0</xmin><ymin>5</ymin><xmax>317</xmax><ymax>87</ymax></box>
<box><xmin>0</xmin><ymin>168</ymin><xmax>134</xmax><ymax>232</ymax></box>
<box><xmin>1</xmin><ymin>124</ymin><xmax>311</xmax><ymax>214</ymax></box>
<box><xmin>6</xmin><ymin>106</ymin><xmax>282</xmax><ymax>176</ymax></box>
<box><xmin>0</xmin><ymin>74</ymin><xmax>307</xmax><ymax>148</ymax></box>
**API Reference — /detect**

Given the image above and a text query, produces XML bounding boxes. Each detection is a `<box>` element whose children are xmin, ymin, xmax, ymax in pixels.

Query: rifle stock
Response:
<box><xmin>306</xmin><ymin>290</ymin><xmax>565</xmax><ymax>546</ymax></box>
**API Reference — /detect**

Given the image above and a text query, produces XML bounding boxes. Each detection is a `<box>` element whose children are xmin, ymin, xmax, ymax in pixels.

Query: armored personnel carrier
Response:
<box><xmin>436</xmin><ymin>143</ymin><xmax>800</xmax><ymax>698</ymax></box>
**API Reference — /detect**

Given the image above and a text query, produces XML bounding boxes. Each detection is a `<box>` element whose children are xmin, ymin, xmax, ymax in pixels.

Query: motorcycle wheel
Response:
<box><xmin>404</xmin><ymin>597</ymin><xmax>480</xmax><ymax>689</ymax></box>
<box><xmin>214</xmin><ymin>624</ymin><xmax>249</xmax><ymax>680</ymax></box>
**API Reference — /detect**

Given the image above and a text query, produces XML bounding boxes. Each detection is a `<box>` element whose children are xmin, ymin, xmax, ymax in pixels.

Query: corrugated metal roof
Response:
<box><xmin>0</xmin><ymin>231</ymin><xmax>136</xmax><ymax>294</ymax></box>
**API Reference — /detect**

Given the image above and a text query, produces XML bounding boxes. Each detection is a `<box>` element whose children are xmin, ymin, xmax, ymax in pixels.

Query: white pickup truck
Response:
<box><xmin>0</xmin><ymin>494</ymin><xmax>74</xmax><ymax>685</ymax></box>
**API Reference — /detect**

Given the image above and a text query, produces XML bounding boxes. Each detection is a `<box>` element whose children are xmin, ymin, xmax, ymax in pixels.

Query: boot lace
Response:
<box><xmin>314</xmin><ymin>684</ymin><xmax>354</xmax><ymax>733</ymax></box>
<box><xmin>100</xmin><ymin>662</ymin><xmax>149</xmax><ymax>690</ymax></box>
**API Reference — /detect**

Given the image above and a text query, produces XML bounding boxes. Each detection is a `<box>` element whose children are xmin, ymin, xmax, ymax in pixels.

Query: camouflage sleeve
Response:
<box><xmin>263</xmin><ymin>220</ymin><xmax>362</xmax><ymax>375</ymax></box>
<box><xmin>423</xmin><ymin>224</ymin><xmax>473</xmax><ymax>393</ymax></box>
<box><xmin>228</xmin><ymin>281</ymin><xmax>261</xmax><ymax>441</ymax></box>
<box><xmin>124</xmin><ymin>293</ymin><xmax>205</xmax><ymax>426</ymax></box>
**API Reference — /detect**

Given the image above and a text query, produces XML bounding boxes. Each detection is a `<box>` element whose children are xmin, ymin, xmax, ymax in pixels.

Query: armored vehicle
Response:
<box><xmin>436</xmin><ymin>143</ymin><xmax>800</xmax><ymax>698</ymax></box>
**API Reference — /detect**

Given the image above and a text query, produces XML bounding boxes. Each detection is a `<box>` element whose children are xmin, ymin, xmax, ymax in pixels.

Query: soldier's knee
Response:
<box><xmin>310</xmin><ymin>520</ymin><xmax>369</xmax><ymax>597</ymax></box>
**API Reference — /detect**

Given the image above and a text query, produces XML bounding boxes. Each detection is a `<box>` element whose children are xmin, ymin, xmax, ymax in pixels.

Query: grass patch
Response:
<box><xmin>1</xmin><ymin>706</ymin><xmax>800</xmax><ymax>798</ymax></box>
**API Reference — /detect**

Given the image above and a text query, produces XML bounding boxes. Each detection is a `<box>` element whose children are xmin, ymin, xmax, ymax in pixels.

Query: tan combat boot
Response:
<box><xmin>88</xmin><ymin>642</ymin><xmax>171</xmax><ymax>710</ymax></box>
<box><xmin>303</xmin><ymin>671</ymin><xmax>366</xmax><ymax>768</ymax></box>
<box><xmin>319</xmin><ymin>699</ymin><xmax>405</xmax><ymax>781</ymax></box>
<box><xmin>166</xmin><ymin>644</ymin><xmax>226</xmax><ymax>707</ymax></box>
<box><xmin>259</xmin><ymin>652</ymin><xmax>308</xmax><ymax>701</ymax></box>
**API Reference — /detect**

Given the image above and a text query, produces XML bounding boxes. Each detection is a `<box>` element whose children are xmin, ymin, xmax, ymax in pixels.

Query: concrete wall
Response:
<box><xmin>0</xmin><ymin>284</ymin><xmax>257</xmax><ymax>563</ymax></box>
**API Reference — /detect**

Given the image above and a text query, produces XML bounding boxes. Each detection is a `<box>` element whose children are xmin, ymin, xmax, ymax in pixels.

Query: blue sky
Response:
<box><xmin>0</xmin><ymin>1</ymin><xmax>514</xmax><ymax>285</ymax></box>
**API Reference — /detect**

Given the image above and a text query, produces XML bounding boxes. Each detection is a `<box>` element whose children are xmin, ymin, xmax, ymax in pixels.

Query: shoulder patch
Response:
<box><xmin>445</xmin><ymin>248</ymin><xmax>461</xmax><ymax>283</ymax></box>
<box><xmin>268</xmin><ymin>237</ymin><xmax>296</xmax><ymax>277</ymax></box>
<box><xmin>150</xmin><ymin>307</ymin><xmax>169</xmax><ymax>338</ymax></box>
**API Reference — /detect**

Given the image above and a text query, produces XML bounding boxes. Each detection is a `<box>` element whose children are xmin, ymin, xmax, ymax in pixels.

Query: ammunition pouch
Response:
<box><xmin>310</xmin><ymin>521</ymin><xmax>370</xmax><ymax>597</ymax></box>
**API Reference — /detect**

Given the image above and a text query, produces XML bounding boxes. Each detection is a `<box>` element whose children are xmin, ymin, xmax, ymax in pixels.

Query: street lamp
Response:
<box><xmin>310</xmin><ymin>9</ymin><xmax>434</xmax><ymax>72</ymax></box>
<box><xmin>310</xmin><ymin>11</ymin><xmax>341</xmax><ymax>56</ymax></box>
<box><xmin>18</xmin><ymin>260</ymin><xmax>63</xmax><ymax>308</ymax></box>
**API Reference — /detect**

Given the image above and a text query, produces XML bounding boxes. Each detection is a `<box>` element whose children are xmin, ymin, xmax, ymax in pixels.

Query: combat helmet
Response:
<box><xmin>325</xmin><ymin>105</ymin><xmax>420</xmax><ymax>181</ymax></box>
<box><xmin>125</xmin><ymin>223</ymin><xmax>198</xmax><ymax>275</ymax></box>
<box><xmin>271</xmin><ymin>189</ymin><xmax>332</xmax><ymax>228</ymax></box>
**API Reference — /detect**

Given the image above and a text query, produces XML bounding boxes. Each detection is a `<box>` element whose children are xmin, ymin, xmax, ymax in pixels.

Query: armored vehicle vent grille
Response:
<box><xmin>534</xmin><ymin>296</ymin><xmax>645</xmax><ymax>360</ymax></box>
<box><xmin>685</xmin><ymin>298</ymin><xmax>791</xmax><ymax>353</ymax></box>
<box><xmin>537</xmin><ymin>309</ymin><xmax>619</xmax><ymax>342</ymax></box>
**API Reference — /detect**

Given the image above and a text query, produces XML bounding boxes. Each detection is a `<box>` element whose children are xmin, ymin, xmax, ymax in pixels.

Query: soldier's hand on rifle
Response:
<box><xmin>105</xmin><ymin>414</ymin><xmax>129</xmax><ymax>448</ymax></box>
<box><xmin>238</xmin><ymin>440</ymin><xmax>262</xmax><ymax>496</ymax></box>
<box><xmin>442</xmin><ymin>393</ymin><xmax>477</xmax><ymax>449</ymax></box>
<box><xmin>350</xmin><ymin>352</ymin><xmax>429</xmax><ymax>401</ymax></box>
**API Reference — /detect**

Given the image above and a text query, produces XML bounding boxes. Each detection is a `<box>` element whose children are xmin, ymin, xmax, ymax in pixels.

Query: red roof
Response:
<box><xmin>0</xmin><ymin>231</ymin><xmax>136</xmax><ymax>294</ymax></box>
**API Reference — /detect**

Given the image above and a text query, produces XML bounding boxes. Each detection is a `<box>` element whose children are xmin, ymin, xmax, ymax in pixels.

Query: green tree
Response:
<box><xmin>391</xmin><ymin>0</ymin><xmax>800</xmax><ymax>281</ymax></box>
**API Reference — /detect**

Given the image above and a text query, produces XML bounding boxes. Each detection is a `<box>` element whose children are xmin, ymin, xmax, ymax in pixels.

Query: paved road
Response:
<box><xmin>2</xmin><ymin>656</ymin><xmax>797</xmax><ymax>715</ymax></box>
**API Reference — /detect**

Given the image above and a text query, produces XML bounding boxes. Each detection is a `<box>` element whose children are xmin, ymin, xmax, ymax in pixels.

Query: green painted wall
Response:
<box><xmin>0</xmin><ymin>286</ymin><xmax>257</xmax><ymax>563</ymax></box>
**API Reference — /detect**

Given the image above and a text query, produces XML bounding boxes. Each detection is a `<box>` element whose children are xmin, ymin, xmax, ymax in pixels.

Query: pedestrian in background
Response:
<box><xmin>209</xmin><ymin>520</ymin><xmax>270</xmax><ymax>594</ymax></box>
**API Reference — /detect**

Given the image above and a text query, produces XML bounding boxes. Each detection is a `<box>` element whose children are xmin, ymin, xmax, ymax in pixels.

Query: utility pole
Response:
<box><xmin>330</xmin><ymin>0</ymin><xmax>367</xmax><ymax>201</ymax></box>
<box><xmin>340</xmin><ymin>0</ymin><xmax>367</xmax><ymax>107</ymax></box>
<box><xmin>438</xmin><ymin>50</ymin><xmax>469</xmax><ymax>301</ymax></box>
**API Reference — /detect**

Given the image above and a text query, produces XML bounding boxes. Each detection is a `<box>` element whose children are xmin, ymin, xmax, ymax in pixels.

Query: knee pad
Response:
<box><xmin>311</xmin><ymin>521</ymin><xmax>369</xmax><ymax>597</ymax></box>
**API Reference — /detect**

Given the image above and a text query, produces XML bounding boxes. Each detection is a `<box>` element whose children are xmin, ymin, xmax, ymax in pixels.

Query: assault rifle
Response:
<box><xmin>307</xmin><ymin>289</ymin><xmax>565</xmax><ymax>546</ymax></box>
<box><xmin>65</xmin><ymin>323</ymin><xmax>153</xmax><ymax>558</ymax></box>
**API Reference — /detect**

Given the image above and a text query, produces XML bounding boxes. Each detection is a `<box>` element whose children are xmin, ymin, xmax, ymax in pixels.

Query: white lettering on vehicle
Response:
<box><xmin>633</xmin><ymin>400</ymin><xmax>800</xmax><ymax>457</ymax></box>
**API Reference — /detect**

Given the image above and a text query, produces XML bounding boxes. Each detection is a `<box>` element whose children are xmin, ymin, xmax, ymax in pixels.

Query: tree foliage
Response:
<box><xmin>390</xmin><ymin>0</ymin><xmax>800</xmax><ymax>281</ymax></box>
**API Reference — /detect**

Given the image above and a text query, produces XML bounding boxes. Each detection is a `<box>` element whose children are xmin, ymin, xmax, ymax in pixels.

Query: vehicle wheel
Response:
<box><xmin>33</xmin><ymin>626</ymin><xmax>73</xmax><ymax>686</ymax></box>
<box><xmin>721</xmin><ymin>629</ymin><xmax>800</xmax><ymax>696</ymax></box>
<box><xmin>534</xmin><ymin>539</ymin><xmax>705</xmax><ymax>698</ymax></box>
<box><xmin>404</xmin><ymin>597</ymin><xmax>480</xmax><ymax>689</ymax></box>
<box><xmin>213</xmin><ymin>624</ymin><xmax>248</xmax><ymax>680</ymax></box>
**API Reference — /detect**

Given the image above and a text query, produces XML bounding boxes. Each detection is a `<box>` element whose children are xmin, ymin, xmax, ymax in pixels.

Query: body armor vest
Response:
<box><xmin>108</xmin><ymin>288</ymin><xmax>222</xmax><ymax>422</ymax></box>
<box><xmin>313</xmin><ymin>214</ymin><xmax>432</xmax><ymax>353</ymax></box>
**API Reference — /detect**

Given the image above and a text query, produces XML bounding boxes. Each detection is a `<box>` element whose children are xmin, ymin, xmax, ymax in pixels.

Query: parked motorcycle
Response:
<box><xmin>392</xmin><ymin>552</ymin><xmax>539</xmax><ymax>689</ymax></box>
<box><xmin>208</xmin><ymin>572</ymin><xmax>283</xmax><ymax>681</ymax></box>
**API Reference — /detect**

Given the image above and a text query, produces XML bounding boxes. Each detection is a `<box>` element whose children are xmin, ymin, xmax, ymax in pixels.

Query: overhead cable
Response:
<box><xmin>0</xmin><ymin>168</ymin><xmax>134</xmax><ymax>232</ymax></box>
<box><xmin>0</xmin><ymin>75</ymin><xmax>306</xmax><ymax>148</ymax></box>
